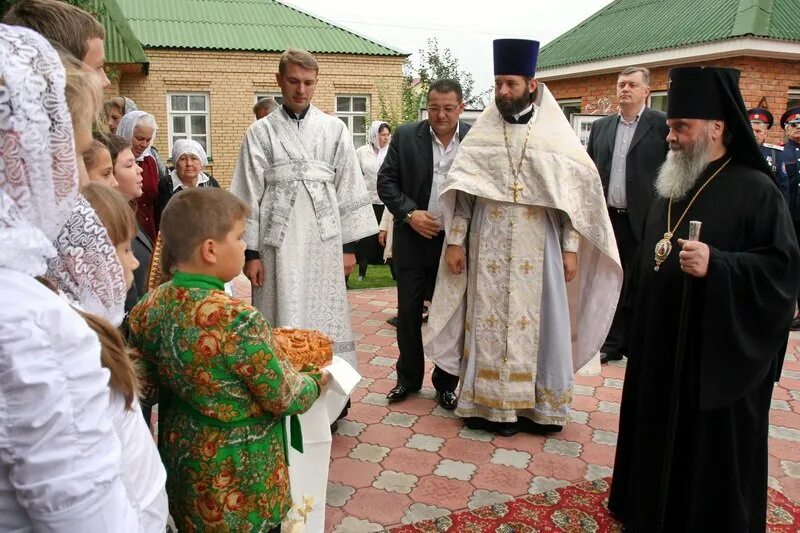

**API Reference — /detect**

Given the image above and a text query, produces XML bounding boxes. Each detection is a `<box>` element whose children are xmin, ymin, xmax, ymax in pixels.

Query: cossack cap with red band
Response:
<box><xmin>747</xmin><ymin>108</ymin><xmax>773</xmax><ymax>129</ymax></box>
<box><xmin>781</xmin><ymin>106</ymin><xmax>800</xmax><ymax>129</ymax></box>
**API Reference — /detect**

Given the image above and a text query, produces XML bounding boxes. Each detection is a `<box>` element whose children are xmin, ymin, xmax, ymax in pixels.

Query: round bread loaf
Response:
<box><xmin>272</xmin><ymin>328</ymin><xmax>333</xmax><ymax>370</ymax></box>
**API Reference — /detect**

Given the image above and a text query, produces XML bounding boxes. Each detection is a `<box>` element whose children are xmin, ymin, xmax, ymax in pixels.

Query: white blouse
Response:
<box><xmin>356</xmin><ymin>144</ymin><xmax>383</xmax><ymax>205</ymax></box>
<box><xmin>109</xmin><ymin>392</ymin><xmax>169</xmax><ymax>532</ymax></box>
<box><xmin>0</xmin><ymin>268</ymin><xmax>141</xmax><ymax>532</ymax></box>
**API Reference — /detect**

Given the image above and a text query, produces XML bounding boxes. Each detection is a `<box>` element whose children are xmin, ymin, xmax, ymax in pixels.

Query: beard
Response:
<box><xmin>655</xmin><ymin>126</ymin><xmax>714</xmax><ymax>200</ymax></box>
<box><xmin>496</xmin><ymin>90</ymin><xmax>532</xmax><ymax>116</ymax></box>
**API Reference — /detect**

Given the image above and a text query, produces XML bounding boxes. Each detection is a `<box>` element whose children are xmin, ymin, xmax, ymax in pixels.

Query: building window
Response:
<box><xmin>255</xmin><ymin>93</ymin><xmax>284</xmax><ymax>106</ymax></box>
<box><xmin>558</xmin><ymin>98</ymin><xmax>582</xmax><ymax>122</ymax></box>
<box><xmin>167</xmin><ymin>93</ymin><xmax>210</xmax><ymax>155</ymax></box>
<box><xmin>336</xmin><ymin>95</ymin><xmax>368</xmax><ymax>148</ymax></box>
<box><xmin>789</xmin><ymin>89</ymin><xmax>800</xmax><ymax>111</ymax></box>
<box><xmin>649</xmin><ymin>91</ymin><xmax>668</xmax><ymax>113</ymax></box>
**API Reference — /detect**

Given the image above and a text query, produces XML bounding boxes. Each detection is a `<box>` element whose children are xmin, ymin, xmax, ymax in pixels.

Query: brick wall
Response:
<box><xmin>543</xmin><ymin>56</ymin><xmax>800</xmax><ymax>145</ymax></box>
<box><xmin>114</xmin><ymin>49</ymin><xmax>405</xmax><ymax>187</ymax></box>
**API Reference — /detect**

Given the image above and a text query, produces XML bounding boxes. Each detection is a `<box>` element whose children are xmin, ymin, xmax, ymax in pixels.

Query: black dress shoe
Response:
<box><xmin>518</xmin><ymin>417</ymin><xmax>562</xmax><ymax>435</ymax></box>
<box><xmin>792</xmin><ymin>317</ymin><xmax>800</xmax><ymax>330</ymax></box>
<box><xmin>386</xmin><ymin>385</ymin><xmax>418</xmax><ymax>402</ymax></box>
<box><xmin>600</xmin><ymin>352</ymin><xmax>624</xmax><ymax>364</ymax></box>
<box><xmin>386</xmin><ymin>316</ymin><xmax>399</xmax><ymax>328</ymax></box>
<box><xmin>436</xmin><ymin>390</ymin><xmax>458</xmax><ymax>410</ymax></box>
<box><xmin>495</xmin><ymin>422</ymin><xmax>519</xmax><ymax>437</ymax></box>
<box><xmin>464</xmin><ymin>417</ymin><xmax>493</xmax><ymax>431</ymax></box>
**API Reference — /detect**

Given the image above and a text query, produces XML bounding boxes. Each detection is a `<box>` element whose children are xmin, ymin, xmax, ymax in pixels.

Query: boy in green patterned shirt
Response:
<box><xmin>129</xmin><ymin>187</ymin><xmax>326</xmax><ymax>532</ymax></box>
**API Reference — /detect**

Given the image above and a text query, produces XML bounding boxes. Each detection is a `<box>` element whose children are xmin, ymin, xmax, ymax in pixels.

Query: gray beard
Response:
<box><xmin>655</xmin><ymin>132</ymin><xmax>713</xmax><ymax>200</ymax></box>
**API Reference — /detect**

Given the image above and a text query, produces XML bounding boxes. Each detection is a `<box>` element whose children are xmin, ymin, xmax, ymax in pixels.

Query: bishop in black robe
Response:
<box><xmin>609</xmin><ymin>67</ymin><xmax>800</xmax><ymax>532</ymax></box>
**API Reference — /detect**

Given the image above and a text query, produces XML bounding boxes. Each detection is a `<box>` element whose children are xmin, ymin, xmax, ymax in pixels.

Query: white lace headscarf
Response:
<box><xmin>46</xmin><ymin>194</ymin><xmax>128</xmax><ymax>326</ymax></box>
<box><xmin>117</xmin><ymin>110</ymin><xmax>157</xmax><ymax>162</ymax></box>
<box><xmin>0</xmin><ymin>25</ymin><xmax>78</xmax><ymax>277</ymax></box>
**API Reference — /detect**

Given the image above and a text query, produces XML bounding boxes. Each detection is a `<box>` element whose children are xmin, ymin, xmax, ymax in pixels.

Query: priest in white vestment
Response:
<box><xmin>424</xmin><ymin>39</ymin><xmax>622</xmax><ymax>437</ymax></box>
<box><xmin>231</xmin><ymin>49</ymin><xmax>377</xmax><ymax>371</ymax></box>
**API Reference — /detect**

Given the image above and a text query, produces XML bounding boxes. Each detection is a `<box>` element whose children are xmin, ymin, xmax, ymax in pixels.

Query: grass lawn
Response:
<box><xmin>347</xmin><ymin>264</ymin><xmax>397</xmax><ymax>290</ymax></box>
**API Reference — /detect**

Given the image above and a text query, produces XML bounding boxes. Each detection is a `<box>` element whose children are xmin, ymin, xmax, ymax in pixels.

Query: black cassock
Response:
<box><xmin>609</xmin><ymin>157</ymin><xmax>800</xmax><ymax>532</ymax></box>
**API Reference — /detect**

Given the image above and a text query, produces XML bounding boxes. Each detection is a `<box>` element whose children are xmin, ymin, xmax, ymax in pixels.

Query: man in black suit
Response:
<box><xmin>377</xmin><ymin>79</ymin><xmax>471</xmax><ymax>409</ymax></box>
<box><xmin>586</xmin><ymin>66</ymin><xmax>669</xmax><ymax>364</ymax></box>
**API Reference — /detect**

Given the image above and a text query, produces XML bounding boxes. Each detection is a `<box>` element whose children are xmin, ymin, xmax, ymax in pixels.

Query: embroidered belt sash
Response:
<box><xmin>263</xmin><ymin>160</ymin><xmax>338</xmax><ymax>247</ymax></box>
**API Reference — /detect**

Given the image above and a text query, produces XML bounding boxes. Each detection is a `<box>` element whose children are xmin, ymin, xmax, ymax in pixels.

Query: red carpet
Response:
<box><xmin>392</xmin><ymin>478</ymin><xmax>800</xmax><ymax>532</ymax></box>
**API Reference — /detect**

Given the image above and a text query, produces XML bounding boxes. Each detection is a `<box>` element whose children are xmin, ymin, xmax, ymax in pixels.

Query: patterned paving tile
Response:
<box><xmin>320</xmin><ymin>289</ymin><xmax>800</xmax><ymax>531</ymax></box>
<box><xmin>457</xmin><ymin>426</ymin><xmax>493</xmax><ymax>442</ymax></box>
<box><xmin>349</xmin><ymin>443</ymin><xmax>390</xmax><ymax>463</ymax></box>
<box><xmin>781</xmin><ymin>460</ymin><xmax>800</xmax><ymax>478</ymax></box>
<box><xmin>369</xmin><ymin>355</ymin><xmax>396</xmax><ymax>367</ymax></box>
<box><xmin>409</xmin><ymin>475</ymin><xmax>475</xmax><ymax>510</ymax></box>
<box><xmin>528</xmin><ymin>476</ymin><xmax>571</xmax><ymax>494</ymax></box>
<box><xmin>360</xmin><ymin>392</ymin><xmax>390</xmax><ymax>407</ymax></box>
<box><xmin>467</xmin><ymin>489</ymin><xmax>514</xmax><ymax>509</ymax></box>
<box><xmin>372</xmin><ymin>470</ymin><xmax>418</xmax><ymax>494</ymax></box>
<box><xmin>335</xmin><ymin>420</ymin><xmax>367</xmax><ymax>438</ymax></box>
<box><xmin>598</xmin><ymin>400</ymin><xmax>621</xmax><ymax>415</ymax></box>
<box><xmin>592</xmin><ymin>429</ymin><xmax>619</xmax><ymax>446</ymax></box>
<box><xmin>332</xmin><ymin>516</ymin><xmax>385</xmax><ymax>533</ymax></box>
<box><xmin>542</xmin><ymin>438</ymin><xmax>582</xmax><ymax>458</ymax></box>
<box><xmin>490</xmin><ymin>448</ymin><xmax>532</xmax><ymax>469</ymax></box>
<box><xmin>327</xmin><ymin>482</ymin><xmax>356</xmax><ymax>507</ymax></box>
<box><xmin>433</xmin><ymin>459</ymin><xmax>477</xmax><ymax>482</ymax></box>
<box><xmin>469</xmin><ymin>463</ymin><xmax>532</xmax><ymax>495</ymax></box>
<box><xmin>382</xmin><ymin>411</ymin><xmax>418</xmax><ymax>428</ymax></box>
<box><xmin>400</xmin><ymin>502</ymin><xmax>450</xmax><ymax>524</ymax></box>
<box><xmin>430</xmin><ymin>405</ymin><xmax>460</xmax><ymax>419</ymax></box>
<box><xmin>405</xmin><ymin>433</ymin><xmax>445</xmax><ymax>453</ymax></box>
<box><xmin>769</xmin><ymin>425</ymin><xmax>800</xmax><ymax>442</ymax></box>
<box><xmin>585</xmin><ymin>464</ymin><xmax>614</xmax><ymax>481</ymax></box>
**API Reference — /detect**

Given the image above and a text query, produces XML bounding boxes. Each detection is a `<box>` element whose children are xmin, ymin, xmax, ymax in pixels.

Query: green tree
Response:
<box><xmin>377</xmin><ymin>38</ymin><xmax>489</xmax><ymax>128</ymax></box>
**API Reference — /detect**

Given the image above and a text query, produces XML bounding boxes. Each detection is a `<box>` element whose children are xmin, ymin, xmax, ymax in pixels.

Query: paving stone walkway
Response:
<box><xmin>322</xmin><ymin>287</ymin><xmax>800</xmax><ymax>532</ymax></box>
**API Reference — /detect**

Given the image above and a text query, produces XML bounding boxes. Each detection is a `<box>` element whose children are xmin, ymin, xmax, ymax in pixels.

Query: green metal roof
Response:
<box><xmin>111</xmin><ymin>0</ymin><xmax>405</xmax><ymax>56</ymax></box>
<box><xmin>87</xmin><ymin>0</ymin><xmax>148</xmax><ymax>64</ymax></box>
<box><xmin>538</xmin><ymin>0</ymin><xmax>800</xmax><ymax>70</ymax></box>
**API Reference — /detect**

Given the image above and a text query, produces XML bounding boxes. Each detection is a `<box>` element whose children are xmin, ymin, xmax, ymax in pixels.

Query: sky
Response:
<box><xmin>281</xmin><ymin>0</ymin><xmax>614</xmax><ymax>94</ymax></box>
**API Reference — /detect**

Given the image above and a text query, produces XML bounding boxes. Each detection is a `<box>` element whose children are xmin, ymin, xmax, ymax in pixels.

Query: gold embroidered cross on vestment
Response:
<box><xmin>502</xmin><ymin>115</ymin><xmax>534</xmax><ymax>203</ymax></box>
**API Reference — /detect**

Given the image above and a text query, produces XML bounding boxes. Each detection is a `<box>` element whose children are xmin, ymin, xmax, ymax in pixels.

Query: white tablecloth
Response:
<box><xmin>282</xmin><ymin>357</ymin><xmax>361</xmax><ymax>532</ymax></box>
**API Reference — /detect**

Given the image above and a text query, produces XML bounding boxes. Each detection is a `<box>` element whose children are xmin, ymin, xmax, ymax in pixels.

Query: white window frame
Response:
<box><xmin>336</xmin><ymin>94</ymin><xmax>369</xmax><ymax>148</ymax></box>
<box><xmin>254</xmin><ymin>93</ymin><xmax>284</xmax><ymax>105</ymax></box>
<box><xmin>648</xmin><ymin>91</ymin><xmax>668</xmax><ymax>112</ymax></box>
<box><xmin>557</xmin><ymin>98</ymin><xmax>582</xmax><ymax>121</ymax></box>
<box><xmin>167</xmin><ymin>92</ymin><xmax>211</xmax><ymax>158</ymax></box>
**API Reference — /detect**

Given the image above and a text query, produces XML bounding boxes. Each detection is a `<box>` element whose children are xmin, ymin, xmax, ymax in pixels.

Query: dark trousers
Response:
<box><xmin>393</xmin><ymin>227</ymin><xmax>458</xmax><ymax>392</ymax></box>
<box><xmin>356</xmin><ymin>204</ymin><xmax>385</xmax><ymax>277</ymax></box>
<box><xmin>603</xmin><ymin>208</ymin><xmax>638</xmax><ymax>356</ymax></box>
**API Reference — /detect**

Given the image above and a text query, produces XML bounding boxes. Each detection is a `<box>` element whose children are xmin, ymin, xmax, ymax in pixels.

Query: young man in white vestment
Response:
<box><xmin>423</xmin><ymin>39</ymin><xmax>623</xmax><ymax>437</ymax></box>
<box><xmin>231</xmin><ymin>48</ymin><xmax>377</xmax><ymax>372</ymax></box>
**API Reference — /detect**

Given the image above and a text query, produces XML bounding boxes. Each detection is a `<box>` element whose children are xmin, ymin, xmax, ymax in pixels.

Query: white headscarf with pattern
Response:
<box><xmin>0</xmin><ymin>25</ymin><xmax>78</xmax><ymax>277</ymax></box>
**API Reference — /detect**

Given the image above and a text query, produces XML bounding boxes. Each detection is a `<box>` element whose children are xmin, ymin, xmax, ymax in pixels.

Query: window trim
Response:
<box><xmin>254</xmin><ymin>93</ymin><xmax>284</xmax><ymax>105</ymax></box>
<box><xmin>166</xmin><ymin>91</ymin><xmax>211</xmax><ymax>158</ymax></box>
<box><xmin>648</xmin><ymin>90</ymin><xmax>668</xmax><ymax>112</ymax></box>
<box><xmin>335</xmin><ymin>94</ymin><xmax>370</xmax><ymax>148</ymax></box>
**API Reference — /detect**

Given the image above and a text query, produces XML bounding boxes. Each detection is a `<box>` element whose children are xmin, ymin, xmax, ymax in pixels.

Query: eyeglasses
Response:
<box><xmin>428</xmin><ymin>106</ymin><xmax>460</xmax><ymax>114</ymax></box>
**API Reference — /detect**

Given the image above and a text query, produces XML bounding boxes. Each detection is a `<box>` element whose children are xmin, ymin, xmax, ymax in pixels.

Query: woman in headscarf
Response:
<box><xmin>156</xmin><ymin>138</ymin><xmax>220</xmax><ymax>221</ymax></box>
<box><xmin>117</xmin><ymin>110</ymin><xmax>165</xmax><ymax>241</ymax></box>
<box><xmin>354</xmin><ymin>120</ymin><xmax>391</xmax><ymax>280</ymax></box>
<box><xmin>0</xmin><ymin>24</ymin><xmax>142</xmax><ymax>530</ymax></box>
<box><xmin>103</xmin><ymin>95</ymin><xmax>138</xmax><ymax>133</ymax></box>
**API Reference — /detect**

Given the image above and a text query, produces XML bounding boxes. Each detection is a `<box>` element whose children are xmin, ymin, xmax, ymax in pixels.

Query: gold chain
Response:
<box><xmin>502</xmin><ymin>116</ymin><xmax>534</xmax><ymax>184</ymax></box>
<box><xmin>666</xmin><ymin>158</ymin><xmax>731</xmax><ymax>238</ymax></box>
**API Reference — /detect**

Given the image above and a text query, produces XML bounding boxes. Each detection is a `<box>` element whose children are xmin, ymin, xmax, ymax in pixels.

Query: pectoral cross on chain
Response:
<box><xmin>509</xmin><ymin>181</ymin><xmax>523</xmax><ymax>203</ymax></box>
